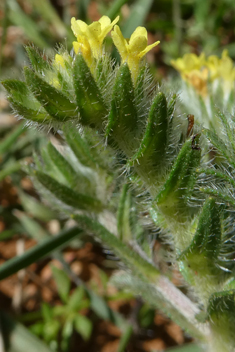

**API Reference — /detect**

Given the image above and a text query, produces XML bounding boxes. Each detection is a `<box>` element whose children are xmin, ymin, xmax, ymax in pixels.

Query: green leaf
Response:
<box><xmin>61</xmin><ymin>319</ymin><xmax>73</xmax><ymax>350</ymax></box>
<box><xmin>87</xmin><ymin>290</ymin><xmax>123</xmax><ymax>325</ymax></box>
<box><xmin>200</xmin><ymin>187</ymin><xmax>235</xmax><ymax>209</ymax></box>
<box><xmin>155</xmin><ymin>136</ymin><xmax>201</xmax><ymax>219</ymax></box>
<box><xmin>207</xmin><ymin>290</ymin><xmax>235</xmax><ymax>348</ymax></box>
<box><xmin>51</xmin><ymin>265</ymin><xmax>71</xmax><ymax>303</ymax></box>
<box><xmin>106</xmin><ymin>63</ymin><xmax>139</xmax><ymax>155</ymax></box>
<box><xmin>117</xmin><ymin>183</ymin><xmax>138</xmax><ymax>242</ymax></box>
<box><xmin>47</xmin><ymin>142</ymin><xmax>79</xmax><ymax>188</ymax></box>
<box><xmin>9</xmin><ymin>98</ymin><xmax>52</xmax><ymax>123</ymax></box>
<box><xmin>35</xmin><ymin>171</ymin><xmax>103</xmax><ymax>212</ymax></box>
<box><xmin>18</xmin><ymin>191</ymin><xmax>56</xmax><ymax>222</ymax></box>
<box><xmin>198</xmin><ymin>168</ymin><xmax>235</xmax><ymax>188</ymax></box>
<box><xmin>63</xmin><ymin>125</ymin><xmax>96</xmax><ymax>168</ymax></box>
<box><xmin>0</xmin><ymin>227</ymin><xmax>82</xmax><ymax>280</ymax></box>
<box><xmin>2</xmin><ymin>79</ymin><xmax>29</xmax><ymax>96</ymax></box>
<box><xmin>74</xmin><ymin>314</ymin><xmax>92</xmax><ymax>341</ymax></box>
<box><xmin>68</xmin><ymin>286</ymin><xmax>87</xmax><ymax>311</ymax></box>
<box><xmin>42</xmin><ymin>303</ymin><xmax>53</xmax><ymax>322</ymax></box>
<box><xmin>0</xmin><ymin>230</ymin><xmax>15</xmax><ymax>241</ymax></box>
<box><xmin>130</xmin><ymin>92</ymin><xmax>168</xmax><ymax>175</ymax></box>
<box><xmin>138</xmin><ymin>304</ymin><xmax>155</xmax><ymax>328</ymax></box>
<box><xmin>14</xmin><ymin>210</ymin><xmax>48</xmax><ymax>241</ymax></box>
<box><xmin>217</xmin><ymin>109</ymin><xmax>235</xmax><ymax>153</ymax></box>
<box><xmin>43</xmin><ymin>320</ymin><xmax>60</xmax><ymax>342</ymax></box>
<box><xmin>202</xmin><ymin>127</ymin><xmax>235</xmax><ymax>168</ymax></box>
<box><xmin>0</xmin><ymin>311</ymin><xmax>53</xmax><ymax>352</ymax></box>
<box><xmin>73</xmin><ymin>54</ymin><xmax>107</xmax><ymax>128</ymax></box>
<box><xmin>25</xmin><ymin>46</ymin><xmax>50</xmax><ymax>73</ymax></box>
<box><xmin>0</xmin><ymin>160</ymin><xmax>22</xmax><ymax>181</ymax></box>
<box><xmin>24</xmin><ymin>67</ymin><xmax>78</xmax><ymax>121</ymax></box>
<box><xmin>134</xmin><ymin>66</ymin><xmax>146</xmax><ymax>103</ymax></box>
<box><xmin>168</xmin><ymin>93</ymin><xmax>177</xmax><ymax>118</ymax></box>
<box><xmin>2</xmin><ymin>79</ymin><xmax>52</xmax><ymax>123</ymax></box>
<box><xmin>179</xmin><ymin>198</ymin><xmax>222</xmax><ymax>277</ymax></box>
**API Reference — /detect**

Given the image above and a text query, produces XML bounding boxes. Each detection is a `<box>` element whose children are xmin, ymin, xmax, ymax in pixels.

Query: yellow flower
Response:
<box><xmin>171</xmin><ymin>53</ymin><xmax>206</xmax><ymax>80</ymax></box>
<box><xmin>71</xmin><ymin>15</ymin><xmax>119</xmax><ymax>60</ymax></box>
<box><xmin>205</xmin><ymin>55</ymin><xmax>220</xmax><ymax>81</ymax></box>
<box><xmin>185</xmin><ymin>69</ymin><xmax>209</xmax><ymax>97</ymax></box>
<box><xmin>218</xmin><ymin>50</ymin><xmax>235</xmax><ymax>82</ymax></box>
<box><xmin>171</xmin><ymin>53</ymin><xmax>209</xmax><ymax>96</ymax></box>
<box><xmin>111</xmin><ymin>25</ymin><xmax>160</xmax><ymax>82</ymax></box>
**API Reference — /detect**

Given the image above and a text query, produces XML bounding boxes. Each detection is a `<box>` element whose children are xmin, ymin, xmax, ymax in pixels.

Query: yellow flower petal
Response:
<box><xmin>112</xmin><ymin>25</ymin><xmax>160</xmax><ymax>82</ymax></box>
<box><xmin>72</xmin><ymin>36</ymin><xmax>93</xmax><ymax>68</ymax></box>
<box><xmin>99</xmin><ymin>16</ymin><xmax>111</xmax><ymax>28</ymax></box>
<box><xmin>99</xmin><ymin>16</ymin><xmax>119</xmax><ymax>43</ymax></box>
<box><xmin>129</xmin><ymin>29</ymin><xmax>148</xmax><ymax>55</ymax></box>
<box><xmin>111</xmin><ymin>25</ymin><xmax>128</xmax><ymax>61</ymax></box>
<box><xmin>71</xmin><ymin>15</ymin><xmax>119</xmax><ymax>61</ymax></box>
<box><xmin>71</xmin><ymin>17</ymin><xmax>88</xmax><ymax>37</ymax></box>
<box><xmin>129</xmin><ymin>27</ymin><xmax>147</xmax><ymax>44</ymax></box>
<box><xmin>139</xmin><ymin>41</ymin><xmax>160</xmax><ymax>58</ymax></box>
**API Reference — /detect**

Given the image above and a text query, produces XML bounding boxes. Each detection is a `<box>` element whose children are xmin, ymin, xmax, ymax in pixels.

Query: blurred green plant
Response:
<box><xmin>30</xmin><ymin>268</ymin><xmax>92</xmax><ymax>351</ymax></box>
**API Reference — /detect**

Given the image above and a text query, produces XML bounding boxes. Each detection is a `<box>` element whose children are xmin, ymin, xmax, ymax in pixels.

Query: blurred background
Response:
<box><xmin>1</xmin><ymin>1</ymin><xmax>235</xmax><ymax>351</ymax></box>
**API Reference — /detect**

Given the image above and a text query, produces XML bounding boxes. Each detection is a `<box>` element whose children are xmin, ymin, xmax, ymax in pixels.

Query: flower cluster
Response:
<box><xmin>111</xmin><ymin>25</ymin><xmax>160</xmax><ymax>81</ymax></box>
<box><xmin>171</xmin><ymin>51</ymin><xmax>235</xmax><ymax>99</ymax></box>
<box><xmin>55</xmin><ymin>16</ymin><xmax>159</xmax><ymax>82</ymax></box>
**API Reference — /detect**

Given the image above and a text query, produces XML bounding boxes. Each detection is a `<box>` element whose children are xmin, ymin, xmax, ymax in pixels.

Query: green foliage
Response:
<box><xmin>73</xmin><ymin>54</ymin><xmax>108</xmax><ymax>128</ymax></box>
<box><xmin>30</xmin><ymin>272</ymin><xmax>92</xmax><ymax>351</ymax></box>
<box><xmin>24</xmin><ymin>67</ymin><xmax>78</xmax><ymax>121</ymax></box>
<box><xmin>155</xmin><ymin>136</ymin><xmax>201</xmax><ymax>223</ymax></box>
<box><xmin>3</xmin><ymin>18</ymin><xmax>235</xmax><ymax>351</ymax></box>
<box><xmin>130</xmin><ymin>92</ymin><xmax>168</xmax><ymax>180</ymax></box>
<box><xmin>207</xmin><ymin>291</ymin><xmax>235</xmax><ymax>351</ymax></box>
<box><xmin>106</xmin><ymin>63</ymin><xmax>139</xmax><ymax>155</ymax></box>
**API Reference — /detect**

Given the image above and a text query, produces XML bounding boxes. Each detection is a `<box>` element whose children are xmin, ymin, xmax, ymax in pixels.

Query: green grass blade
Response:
<box><xmin>117</xmin><ymin>324</ymin><xmax>133</xmax><ymax>352</ymax></box>
<box><xmin>7</xmin><ymin>0</ymin><xmax>48</xmax><ymax>49</ymax></box>
<box><xmin>0</xmin><ymin>161</ymin><xmax>22</xmax><ymax>181</ymax></box>
<box><xmin>1</xmin><ymin>311</ymin><xmax>53</xmax><ymax>352</ymax></box>
<box><xmin>121</xmin><ymin>0</ymin><xmax>154</xmax><ymax>37</ymax></box>
<box><xmin>0</xmin><ymin>227</ymin><xmax>82</xmax><ymax>280</ymax></box>
<box><xmin>0</xmin><ymin>123</ymin><xmax>26</xmax><ymax>155</ymax></box>
<box><xmin>106</xmin><ymin>0</ymin><xmax>129</xmax><ymax>20</ymax></box>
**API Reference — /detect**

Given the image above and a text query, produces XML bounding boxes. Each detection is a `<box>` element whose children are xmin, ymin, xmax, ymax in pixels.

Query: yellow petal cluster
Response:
<box><xmin>111</xmin><ymin>25</ymin><xmax>160</xmax><ymax>82</ymax></box>
<box><xmin>216</xmin><ymin>50</ymin><xmax>235</xmax><ymax>93</ymax></box>
<box><xmin>71</xmin><ymin>15</ymin><xmax>119</xmax><ymax>62</ymax></box>
<box><xmin>53</xmin><ymin>16</ymin><xmax>159</xmax><ymax>83</ymax></box>
<box><xmin>171</xmin><ymin>53</ymin><xmax>206</xmax><ymax>80</ymax></box>
<box><xmin>185</xmin><ymin>69</ymin><xmax>209</xmax><ymax>97</ymax></box>
<box><xmin>171</xmin><ymin>51</ymin><xmax>235</xmax><ymax>98</ymax></box>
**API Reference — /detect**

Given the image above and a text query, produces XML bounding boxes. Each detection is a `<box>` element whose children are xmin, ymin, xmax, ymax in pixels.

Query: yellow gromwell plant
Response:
<box><xmin>2</xmin><ymin>16</ymin><xmax>235</xmax><ymax>352</ymax></box>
